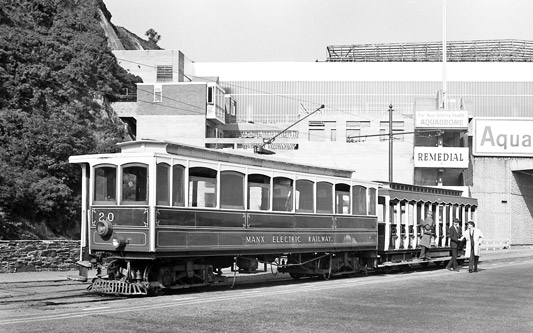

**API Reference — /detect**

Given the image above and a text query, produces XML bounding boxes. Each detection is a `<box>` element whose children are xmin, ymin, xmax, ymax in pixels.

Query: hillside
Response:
<box><xmin>0</xmin><ymin>0</ymin><xmax>144</xmax><ymax>239</ymax></box>
<box><xmin>98</xmin><ymin>3</ymin><xmax>162</xmax><ymax>51</ymax></box>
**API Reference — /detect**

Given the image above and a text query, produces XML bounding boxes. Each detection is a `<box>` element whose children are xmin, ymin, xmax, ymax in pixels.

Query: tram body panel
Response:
<box><xmin>88</xmin><ymin>206</ymin><xmax>378</xmax><ymax>255</ymax></box>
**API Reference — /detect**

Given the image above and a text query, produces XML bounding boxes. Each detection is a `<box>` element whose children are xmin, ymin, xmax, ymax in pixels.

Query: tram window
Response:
<box><xmin>122</xmin><ymin>165</ymin><xmax>148</xmax><ymax>204</ymax></box>
<box><xmin>221</xmin><ymin>171</ymin><xmax>244</xmax><ymax>209</ymax></box>
<box><xmin>316</xmin><ymin>182</ymin><xmax>333</xmax><ymax>214</ymax></box>
<box><xmin>352</xmin><ymin>185</ymin><xmax>367</xmax><ymax>215</ymax></box>
<box><xmin>248</xmin><ymin>174</ymin><xmax>270</xmax><ymax>211</ymax></box>
<box><xmin>156</xmin><ymin>163</ymin><xmax>170</xmax><ymax>206</ymax></box>
<box><xmin>189</xmin><ymin>167</ymin><xmax>217</xmax><ymax>208</ymax></box>
<box><xmin>273</xmin><ymin>177</ymin><xmax>293</xmax><ymax>212</ymax></box>
<box><xmin>368</xmin><ymin>188</ymin><xmax>377</xmax><ymax>215</ymax></box>
<box><xmin>335</xmin><ymin>183</ymin><xmax>351</xmax><ymax>215</ymax></box>
<box><xmin>94</xmin><ymin>166</ymin><xmax>116</xmax><ymax>204</ymax></box>
<box><xmin>296</xmin><ymin>179</ymin><xmax>314</xmax><ymax>213</ymax></box>
<box><xmin>172</xmin><ymin>165</ymin><xmax>185</xmax><ymax>207</ymax></box>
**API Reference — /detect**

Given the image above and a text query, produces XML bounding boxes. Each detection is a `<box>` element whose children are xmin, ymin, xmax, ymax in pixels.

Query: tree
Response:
<box><xmin>0</xmin><ymin>0</ymin><xmax>141</xmax><ymax>239</ymax></box>
<box><xmin>145</xmin><ymin>28</ymin><xmax>161</xmax><ymax>44</ymax></box>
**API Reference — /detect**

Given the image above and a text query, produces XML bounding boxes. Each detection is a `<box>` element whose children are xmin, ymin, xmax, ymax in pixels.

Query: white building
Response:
<box><xmin>111</xmin><ymin>40</ymin><xmax>533</xmax><ymax>245</ymax></box>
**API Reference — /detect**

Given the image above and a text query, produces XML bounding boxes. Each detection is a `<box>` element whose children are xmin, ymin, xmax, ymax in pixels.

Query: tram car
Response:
<box><xmin>377</xmin><ymin>182</ymin><xmax>477</xmax><ymax>267</ymax></box>
<box><xmin>69</xmin><ymin>140</ymin><xmax>477</xmax><ymax>295</ymax></box>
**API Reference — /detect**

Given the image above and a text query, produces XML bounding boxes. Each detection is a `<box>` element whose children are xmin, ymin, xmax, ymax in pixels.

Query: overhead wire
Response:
<box><xmin>6</xmin><ymin>55</ymin><xmax>455</xmax><ymax>162</ymax></box>
<box><xmin>113</xmin><ymin>56</ymin><xmax>431</xmax><ymax>155</ymax></box>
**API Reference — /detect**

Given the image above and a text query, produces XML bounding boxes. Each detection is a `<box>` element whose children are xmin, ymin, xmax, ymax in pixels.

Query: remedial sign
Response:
<box><xmin>414</xmin><ymin>147</ymin><xmax>469</xmax><ymax>168</ymax></box>
<box><xmin>473</xmin><ymin>118</ymin><xmax>533</xmax><ymax>156</ymax></box>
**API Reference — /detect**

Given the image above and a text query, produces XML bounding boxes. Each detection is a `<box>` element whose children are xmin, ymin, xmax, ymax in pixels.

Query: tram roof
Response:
<box><xmin>118</xmin><ymin>140</ymin><xmax>360</xmax><ymax>180</ymax></box>
<box><xmin>378</xmin><ymin>182</ymin><xmax>478</xmax><ymax>206</ymax></box>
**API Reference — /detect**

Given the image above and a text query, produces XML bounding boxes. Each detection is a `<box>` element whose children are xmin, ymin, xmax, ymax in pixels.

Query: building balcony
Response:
<box><xmin>206</xmin><ymin>104</ymin><xmax>225</xmax><ymax>124</ymax></box>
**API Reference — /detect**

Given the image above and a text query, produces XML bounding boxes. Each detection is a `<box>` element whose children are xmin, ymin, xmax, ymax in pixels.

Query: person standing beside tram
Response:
<box><xmin>459</xmin><ymin>221</ymin><xmax>485</xmax><ymax>273</ymax></box>
<box><xmin>446</xmin><ymin>218</ymin><xmax>462</xmax><ymax>271</ymax></box>
<box><xmin>419</xmin><ymin>210</ymin><xmax>434</xmax><ymax>260</ymax></box>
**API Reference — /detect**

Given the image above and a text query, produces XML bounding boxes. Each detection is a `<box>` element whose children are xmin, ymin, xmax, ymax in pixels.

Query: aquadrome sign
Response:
<box><xmin>473</xmin><ymin>118</ymin><xmax>533</xmax><ymax>157</ymax></box>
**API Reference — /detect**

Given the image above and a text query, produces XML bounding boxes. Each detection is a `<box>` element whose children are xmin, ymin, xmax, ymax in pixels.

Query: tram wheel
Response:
<box><xmin>289</xmin><ymin>273</ymin><xmax>302</xmax><ymax>280</ymax></box>
<box><xmin>143</xmin><ymin>262</ymin><xmax>164</xmax><ymax>296</ymax></box>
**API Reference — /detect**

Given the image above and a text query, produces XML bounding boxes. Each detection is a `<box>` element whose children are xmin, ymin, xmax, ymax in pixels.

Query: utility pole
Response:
<box><xmin>389</xmin><ymin>104</ymin><xmax>393</xmax><ymax>183</ymax></box>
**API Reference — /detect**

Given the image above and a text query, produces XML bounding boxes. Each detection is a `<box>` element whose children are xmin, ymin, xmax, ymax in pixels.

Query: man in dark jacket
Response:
<box><xmin>419</xmin><ymin>210</ymin><xmax>434</xmax><ymax>260</ymax></box>
<box><xmin>446</xmin><ymin>218</ymin><xmax>462</xmax><ymax>271</ymax></box>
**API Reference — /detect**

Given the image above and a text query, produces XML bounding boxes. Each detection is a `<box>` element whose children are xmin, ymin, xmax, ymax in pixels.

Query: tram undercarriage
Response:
<box><xmin>86</xmin><ymin>246</ymin><xmax>460</xmax><ymax>296</ymax></box>
<box><xmin>86</xmin><ymin>251</ymin><xmax>373</xmax><ymax>295</ymax></box>
<box><xmin>88</xmin><ymin>257</ymin><xmax>230</xmax><ymax>296</ymax></box>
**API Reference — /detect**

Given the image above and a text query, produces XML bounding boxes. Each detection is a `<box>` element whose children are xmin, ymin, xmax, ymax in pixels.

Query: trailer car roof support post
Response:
<box><xmin>394</xmin><ymin>201</ymin><xmax>401</xmax><ymax>250</ymax></box>
<box><xmin>440</xmin><ymin>204</ymin><xmax>449</xmax><ymax>246</ymax></box>
<box><xmin>412</xmin><ymin>202</ymin><xmax>418</xmax><ymax>248</ymax></box>
<box><xmin>383</xmin><ymin>195</ymin><xmax>391</xmax><ymax>251</ymax></box>
<box><xmin>435</xmin><ymin>204</ymin><xmax>441</xmax><ymax>246</ymax></box>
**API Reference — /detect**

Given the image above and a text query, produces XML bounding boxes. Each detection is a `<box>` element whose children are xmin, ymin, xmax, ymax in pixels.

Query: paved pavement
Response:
<box><xmin>1</xmin><ymin>246</ymin><xmax>532</xmax><ymax>284</ymax></box>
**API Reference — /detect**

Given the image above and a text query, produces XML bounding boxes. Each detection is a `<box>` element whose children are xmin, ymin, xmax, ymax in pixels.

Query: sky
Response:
<box><xmin>104</xmin><ymin>0</ymin><xmax>533</xmax><ymax>62</ymax></box>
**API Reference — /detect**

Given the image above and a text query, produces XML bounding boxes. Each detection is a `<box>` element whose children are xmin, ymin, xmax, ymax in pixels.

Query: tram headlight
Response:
<box><xmin>96</xmin><ymin>220</ymin><xmax>113</xmax><ymax>238</ymax></box>
<box><xmin>112</xmin><ymin>236</ymin><xmax>127</xmax><ymax>249</ymax></box>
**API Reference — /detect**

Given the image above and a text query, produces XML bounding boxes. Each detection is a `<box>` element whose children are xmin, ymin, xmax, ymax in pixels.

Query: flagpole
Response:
<box><xmin>442</xmin><ymin>0</ymin><xmax>447</xmax><ymax>110</ymax></box>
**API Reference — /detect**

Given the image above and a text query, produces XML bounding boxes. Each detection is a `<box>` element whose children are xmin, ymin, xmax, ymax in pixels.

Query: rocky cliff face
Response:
<box><xmin>98</xmin><ymin>1</ymin><xmax>162</xmax><ymax>51</ymax></box>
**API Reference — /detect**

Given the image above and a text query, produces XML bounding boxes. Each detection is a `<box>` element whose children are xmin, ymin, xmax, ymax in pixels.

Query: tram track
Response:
<box><xmin>1</xmin><ymin>256</ymin><xmax>531</xmax><ymax>311</ymax></box>
<box><xmin>0</xmin><ymin>280</ymin><xmax>125</xmax><ymax>309</ymax></box>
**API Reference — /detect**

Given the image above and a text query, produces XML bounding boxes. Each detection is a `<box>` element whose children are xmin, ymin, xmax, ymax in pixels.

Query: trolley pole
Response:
<box><xmin>388</xmin><ymin>104</ymin><xmax>393</xmax><ymax>183</ymax></box>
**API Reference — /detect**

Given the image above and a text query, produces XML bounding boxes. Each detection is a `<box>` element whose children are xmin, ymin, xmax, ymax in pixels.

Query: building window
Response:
<box><xmin>380</xmin><ymin>121</ymin><xmax>405</xmax><ymax>141</ymax></box>
<box><xmin>154</xmin><ymin>84</ymin><xmax>162</xmax><ymax>102</ymax></box>
<box><xmin>346</xmin><ymin>121</ymin><xmax>370</xmax><ymax>143</ymax></box>
<box><xmin>309</xmin><ymin>128</ymin><xmax>324</xmax><ymax>142</ymax></box>
<box><xmin>156</xmin><ymin>65</ymin><xmax>173</xmax><ymax>82</ymax></box>
<box><xmin>207</xmin><ymin>86</ymin><xmax>214</xmax><ymax>105</ymax></box>
<box><xmin>308</xmin><ymin>121</ymin><xmax>324</xmax><ymax>142</ymax></box>
<box><xmin>230</xmin><ymin>99</ymin><xmax>237</xmax><ymax>116</ymax></box>
<box><xmin>346</xmin><ymin>129</ymin><xmax>361</xmax><ymax>143</ymax></box>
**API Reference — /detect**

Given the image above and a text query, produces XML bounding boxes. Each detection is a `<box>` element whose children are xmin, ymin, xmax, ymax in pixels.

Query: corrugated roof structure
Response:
<box><xmin>327</xmin><ymin>39</ymin><xmax>533</xmax><ymax>62</ymax></box>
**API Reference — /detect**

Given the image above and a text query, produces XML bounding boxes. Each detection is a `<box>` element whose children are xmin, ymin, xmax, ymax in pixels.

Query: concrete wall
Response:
<box><xmin>0</xmin><ymin>240</ymin><xmax>80</xmax><ymax>273</ymax></box>
<box><xmin>112</xmin><ymin>50</ymin><xmax>189</xmax><ymax>83</ymax></box>
<box><xmin>472</xmin><ymin>157</ymin><xmax>533</xmax><ymax>244</ymax></box>
<box><xmin>136</xmin><ymin>115</ymin><xmax>207</xmax><ymax>146</ymax></box>
<box><xmin>137</xmin><ymin>83</ymin><xmax>207</xmax><ymax>115</ymax></box>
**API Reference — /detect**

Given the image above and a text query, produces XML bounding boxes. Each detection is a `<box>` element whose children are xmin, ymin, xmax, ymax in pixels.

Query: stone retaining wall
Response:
<box><xmin>0</xmin><ymin>240</ymin><xmax>80</xmax><ymax>273</ymax></box>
